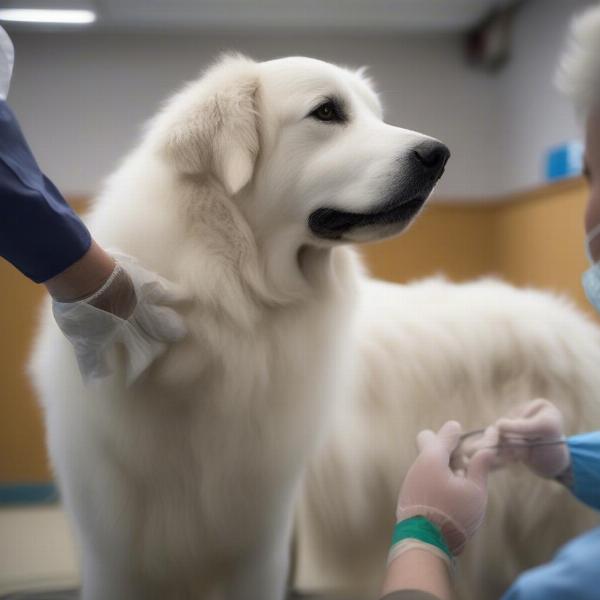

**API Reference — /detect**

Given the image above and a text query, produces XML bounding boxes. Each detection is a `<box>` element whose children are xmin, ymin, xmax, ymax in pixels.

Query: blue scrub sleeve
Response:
<box><xmin>501</xmin><ymin>525</ymin><xmax>600</xmax><ymax>600</ymax></box>
<box><xmin>0</xmin><ymin>100</ymin><xmax>91</xmax><ymax>283</ymax></box>
<box><xmin>566</xmin><ymin>431</ymin><xmax>600</xmax><ymax>511</ymax></box>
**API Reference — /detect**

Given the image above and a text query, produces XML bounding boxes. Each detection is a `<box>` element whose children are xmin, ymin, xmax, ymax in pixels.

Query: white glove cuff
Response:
<box><xmin>82</xmin><ymin>261</ymin><xmax>123</xmax><ymax>304</ymax></box>
<box><xmin>387</xmin><ymin>539</ymin><xmax>454</xmax><ymax>574</ymax></box>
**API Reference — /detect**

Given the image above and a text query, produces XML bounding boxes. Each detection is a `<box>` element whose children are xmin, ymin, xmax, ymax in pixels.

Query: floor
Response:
<box><xmin>0</xmin><ymin>507</ymin><xmax>78</xmax><ymax>596</ymax></box>
<box><xmin>0</xmin><ymin>506</ymin><xmax>357</xmax><ymax>600</ymax></box>
<box><xmin>0</xmin><ymin>593</ymin><xmax>360</xmax><ymax>599</ymax></box>
<box><xmin>0</xmin><ymin>593</ymin><xmax>354</xmax><ymax>599</ymax></box>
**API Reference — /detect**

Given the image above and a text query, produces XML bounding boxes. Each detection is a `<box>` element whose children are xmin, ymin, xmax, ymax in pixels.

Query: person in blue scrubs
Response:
<box><xmin>494</xmin><ymin>399</ymin><xmax>600</xmax><ymax>600</ymax></box>
<box><xmin>380</xmin><ymin>6</ymin><xmax>600</xmax><ymax>600</ymax></box>
<box><xmin>500</xmin><ymin>7</ymin><xmax>600</xmax><ymax>594</ymax></box>
<box><xmin>0</xmin><ymin>26</ymin><xmax>186</xmax><ymax>383</ymax></box>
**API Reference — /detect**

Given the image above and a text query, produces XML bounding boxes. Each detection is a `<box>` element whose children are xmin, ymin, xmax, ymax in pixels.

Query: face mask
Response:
<box><xmin>0</xmin><ymin>26</ymin><xmax>14</xmax><ymax>101</ymax></box>
<box><xmin>582</xmin><ymin>223</ymin><xmax>600</xmax><ymax>313</ymax></box>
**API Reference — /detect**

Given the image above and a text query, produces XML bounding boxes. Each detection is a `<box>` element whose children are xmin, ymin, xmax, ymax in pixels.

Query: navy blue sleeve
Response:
<box><xmin>0</xmin><ymin>100</ymin><xmax>91</xmax><ymax>283</ymax></box>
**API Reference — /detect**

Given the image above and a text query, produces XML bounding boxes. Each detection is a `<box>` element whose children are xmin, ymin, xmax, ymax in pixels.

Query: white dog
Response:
<box><xmin>29</xmin><ymin>54</ymin><xmax>600</xmax><ymax>600</ymax></box>
<box><xmin>30</xmin><ymin>54</ymin><xmax>448</xmax><ymax>600</ymax></box>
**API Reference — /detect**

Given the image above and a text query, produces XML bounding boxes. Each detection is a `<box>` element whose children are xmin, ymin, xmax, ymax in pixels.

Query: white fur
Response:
<box><xmin>29</xmin><ymin>54</ymin><xmax>436</xmax><ymax>600</ymax></box>
<box><xmin>29</xmin><ymin>54</ymin><xmax>600</xmax><ymax>600</ymax></box>
<box><xmin>295</xmin><ymin>278</ymin><xmax>600</xmax><ymax>599</ymax></box>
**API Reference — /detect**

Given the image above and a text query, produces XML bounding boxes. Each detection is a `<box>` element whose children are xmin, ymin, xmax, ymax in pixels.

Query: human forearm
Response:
<box><xmin>44</xmin><ymin>240</ymin><xmax>116</xmax><ymax>302</ymax></box>
<box><xmin>381</xmin><ymin>423</ymin><xmax>496</xmax><ymax>600</ymax></box>
<box><xmin>381</xmin><ymin>548</ymin><xmax>452</xmax><ymax>600</ymax></box>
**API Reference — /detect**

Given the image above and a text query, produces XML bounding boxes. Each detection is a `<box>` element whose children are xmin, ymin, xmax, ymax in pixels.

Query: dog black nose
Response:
<box><xmin>412</xmin><ymin>141</ymin><xmax>450</xmax><ymax>177</ymax></box>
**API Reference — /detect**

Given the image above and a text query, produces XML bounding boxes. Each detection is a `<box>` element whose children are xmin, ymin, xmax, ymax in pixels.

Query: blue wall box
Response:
<box><xmin>545</xmin><ymin>141</ymin><xmax>584</xmax><ymax>182</ymax></box>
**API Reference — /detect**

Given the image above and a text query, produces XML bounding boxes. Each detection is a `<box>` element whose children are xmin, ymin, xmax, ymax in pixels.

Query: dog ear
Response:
<box><xmin>158</xmin><ymin>55</ymin><xmax>260</xmax><ymax>196</ymax></box>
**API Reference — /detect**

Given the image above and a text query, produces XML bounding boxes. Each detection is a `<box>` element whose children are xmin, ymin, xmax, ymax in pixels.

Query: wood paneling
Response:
<box><xmin>490</xmin><ymin>179</ymin><xmax>593</xmax><ymax>319</ymax></box>
<box><xmin>363</xmin><ymin>202</ymin><xmax>495</xmax><ymax>284</ymax></box>
<box><xmin>0</xmin><ymin>199</ymin><xmax>89</xmax><ymax>482</ymax></box>
<box><xmin>0</xmin><ymin>183</ymin><xmax>595</xmax><ymax>482</ymax></box>
<box><xmin>363</xmin><ymin>177</ymin><xmax>596</xmax><ymax>320</ymax></box>
<box><xmin>0</xmin><ymin>261</ymin><xmax>49</xmax><ymax>481</ymax></box>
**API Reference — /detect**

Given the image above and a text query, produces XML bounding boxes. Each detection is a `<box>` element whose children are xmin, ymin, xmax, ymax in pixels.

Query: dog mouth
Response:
<box><xmin>308</xmin><ymin>196</ymin><xmax>427</xmax><ymax>241</ymax></box>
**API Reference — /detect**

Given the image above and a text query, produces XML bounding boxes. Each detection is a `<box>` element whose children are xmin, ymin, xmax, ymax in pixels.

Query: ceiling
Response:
<box><xmin>1</xmin><ymin>0</ymin><xmax>518</xmax><ymax>33</ymax></box>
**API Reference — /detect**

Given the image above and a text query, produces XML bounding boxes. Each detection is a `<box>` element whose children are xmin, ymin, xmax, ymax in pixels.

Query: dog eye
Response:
<box><xmin>310</xmin><ymin>101</ymin><xmax>345</xmax><ymax>123</ymax></box>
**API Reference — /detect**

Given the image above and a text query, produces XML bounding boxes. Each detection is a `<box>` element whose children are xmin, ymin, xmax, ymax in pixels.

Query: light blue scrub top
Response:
<box><xmin>502</xmin><ymin>432</ymin><xmax>600</xmax><ymax>599</ymax></box>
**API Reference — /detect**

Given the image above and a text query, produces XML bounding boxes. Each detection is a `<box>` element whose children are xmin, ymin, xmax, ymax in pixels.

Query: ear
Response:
<box><xmin>158</xmin><ymin>55</ymin><xmax>260</xmax><ymax>196</ymax></box>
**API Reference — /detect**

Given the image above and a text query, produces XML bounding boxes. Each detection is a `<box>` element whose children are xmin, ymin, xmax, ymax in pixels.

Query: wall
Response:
<box><xmin>364</xmin><ymin>203</ymin><xmax>495</xmax><ymax>283</ymax></box>
<box><xmin>2</xmin><ymin>0</ymin><xmax>599</xmax><ymax>484</ymax></box>
<box><xmin>1</xmin><ymin>180</ymin><xmax>595</xmax><ymax>484</ymax></box>
<box><xmin>494</xmin><ymin>0</ymin><xmax>597</xmax><ymax>195</ymax></box>
<box><xmin>364</xmin><ymin>177</ymin><xmax>596</xmax><ymax>321</ymax></box>
<box><xmin>0</xmin><ymin>198</ymin><xmax>87</xmax><ymax>484</ymax></box>
<box><xmin>7</xmin><ymin>29</ymin><xmax>499</xmax><ymax>199</ymax></box>
<box><xmin>5</xmin><ymin>0</ymin><xmax>598</xmax><ymax>201</ymax></box>
<box><xmin>492</xmin><ymin>179</ymin><xmax>592</xmax><ymax>315</ymax></box>
<box><xmin>0</xmin><ymin>262</ymin><xmax>48</xmax><ymax>481</ymax></box>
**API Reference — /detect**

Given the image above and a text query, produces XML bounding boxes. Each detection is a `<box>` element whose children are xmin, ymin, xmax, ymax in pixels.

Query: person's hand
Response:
<box><xmin>450</xmin><ymin>426</ymin><xmax>506</xmax><ymax>473</ymax></box>
<box><xmin>495</xmin><ymin>398</ymin><xmax>571</xmax><ymax>479</ymax></box>
<box><xmin>396</xmin><ymin>421</ymin><xmax>497</xmax><ymax>555</ymax></box>
<box><xmin>52</xmin><ymin>253</ymin><xmax>188</xmax><ymax>385</ymax></box>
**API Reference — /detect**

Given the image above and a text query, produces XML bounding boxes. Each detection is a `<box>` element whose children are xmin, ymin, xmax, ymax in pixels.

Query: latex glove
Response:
<box><xmin>495</xmin><ymin>398</ymin><xmax>571</xmax><ymax>479</ymax></box>
<box><xmin>450</xmin><ymin>425</ymin><xmax>505</xmax><ymax>473</ymax></box>
<box><xmin>396</xmin><ymin>421</ymin><xmax>497</xmax><ymax>556</ymax></box>
<box><xmin>52</xmin><ymin>254</ymin><xmax>188</xmax><ymax>385</ymax></box>
<box><xmin>0</xmin><ymin>26</ymin><xmax>14</xmax><ymax>100</ymax></box>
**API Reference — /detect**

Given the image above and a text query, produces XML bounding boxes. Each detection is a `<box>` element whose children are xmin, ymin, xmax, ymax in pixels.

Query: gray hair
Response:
<box><xmin>556</xmin><ymin>4</ymin><xmax>600</xmax><ymax>118</ymax></box>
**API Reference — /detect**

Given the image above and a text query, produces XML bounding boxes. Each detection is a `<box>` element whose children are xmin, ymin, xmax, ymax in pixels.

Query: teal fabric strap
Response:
<box><xmin>391</xmin><ymin>516</ymin><xmax>452</xmax><ymax>560</ymax></box>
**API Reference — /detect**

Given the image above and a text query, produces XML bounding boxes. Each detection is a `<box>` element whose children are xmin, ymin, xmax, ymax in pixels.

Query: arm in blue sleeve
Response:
<box><xmin>0</xmin><ymin>100</ymin><xmax>91</xmax><ymax>283</ymax></box>
<box><xmin>501</xmin><ymin>526</ymin><xmax>600</xmax><ymax>600</ymax></box>
<box><xmin>565</xmin><ymin>431</ymin><xmax>600</xmax><ymax>511</ymax></box>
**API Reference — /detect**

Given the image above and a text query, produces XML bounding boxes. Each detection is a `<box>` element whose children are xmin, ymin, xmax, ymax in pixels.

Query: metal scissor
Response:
<box><xmin>458</xmin><ymin>428</ymin><xmax>567</xmax><ymax>450</ymax></box>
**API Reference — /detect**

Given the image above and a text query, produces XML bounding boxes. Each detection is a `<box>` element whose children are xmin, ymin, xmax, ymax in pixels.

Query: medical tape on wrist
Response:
<box><xmin>388</xmin><ymin>516</ymin><xmax>455</xmax><ymax>573</ymax></box>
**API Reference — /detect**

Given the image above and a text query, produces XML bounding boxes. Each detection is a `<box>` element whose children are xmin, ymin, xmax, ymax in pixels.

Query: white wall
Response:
<box><xmin>5</xmin><ymin>0</ymin><xmax>598</xmax><ymax>200</ymax></box>
<box><xmin>7</xmin><ymin>30</ymin><xmax>498</xmax><ymax>198</ymax></box>
<box><xmin>494</xmin><ymin>0</ymin><xmax>597</xmax><ymax>195</ymax></box>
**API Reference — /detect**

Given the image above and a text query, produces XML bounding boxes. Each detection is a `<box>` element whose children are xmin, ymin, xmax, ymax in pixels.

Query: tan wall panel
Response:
<box><xmin>363</xmin><ymin>203</ymin><xmax>494</xmax><ymax>284</ymax></box>
<box><xmin>0</xmin><ymin>185</ymin><xmax>596</xmax><ymax>482</ymax></box>
<box><xmin>364</xmin><ymin>178</ymin><xmax>596</xmax><ymax>322</ymax></box>
<box><xmin>491</xmin><ymin>179</ymin><xmax>593</xmax><ymax>319</ymax></box>
<box><xmin>0</xmin><ymin>199</ymin><xmax>89</xmax><ymax>483</ymax></box>
<box><xmin>0</xmin><ymin>263</ymin><xmax>49</xmax><ymax>481</ymax></box>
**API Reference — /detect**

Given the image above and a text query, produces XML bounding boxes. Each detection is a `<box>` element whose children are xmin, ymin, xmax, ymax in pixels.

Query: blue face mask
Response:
<box><xmin>582</xmin><ymin>223</ymin><xmax>600</xmax><ymax>313</ymax></box>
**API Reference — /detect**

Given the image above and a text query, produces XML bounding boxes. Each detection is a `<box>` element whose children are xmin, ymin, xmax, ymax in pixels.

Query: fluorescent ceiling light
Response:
<box><xmin>0</xmin><ymin>9</ymin><xmax>96</xmax><ymax>24</ymax></box>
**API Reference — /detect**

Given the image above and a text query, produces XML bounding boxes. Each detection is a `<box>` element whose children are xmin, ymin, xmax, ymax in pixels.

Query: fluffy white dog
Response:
<box><xmin>29</xmin><ymin>54</ymin><xmax>600</xmax><ymax>600</ymax></box>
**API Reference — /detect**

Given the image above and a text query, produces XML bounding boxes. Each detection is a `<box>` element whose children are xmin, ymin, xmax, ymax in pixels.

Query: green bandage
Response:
<box><xmin>389</xmin><ymin>516</ymin><xmax>453</xmax><ymax>567</ymax></box>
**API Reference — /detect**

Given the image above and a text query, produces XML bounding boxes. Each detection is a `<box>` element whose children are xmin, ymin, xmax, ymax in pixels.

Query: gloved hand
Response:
<box><xmin>396</xmin><ymin>421</ymin><xmax>497</xmax><ymax>556</ymax></box>
<box><xmin>450</xmin><ymin>426</ymin><xmax>506</xmax><ymax>474</ymax></box>
<box><xmin>52</xmin><ymin>254</ymin><xmax>188</xmax><ymax>385</ymax></box>
<box><xmin>0</xmin><ymin>26</ymin><xmax>14</xmax><ymax>100</ymax></box>
<box><xmin>495</xmin><ymin>398</ymin><xmax>571</xmax><ymax>479</ymax></box>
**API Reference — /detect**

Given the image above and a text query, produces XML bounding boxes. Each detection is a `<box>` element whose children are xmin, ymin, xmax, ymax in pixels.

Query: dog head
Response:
<box><xmin>154</xmin><ymin>54</ymin><xmax>449</xmax><ymax>246</ymax></box>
